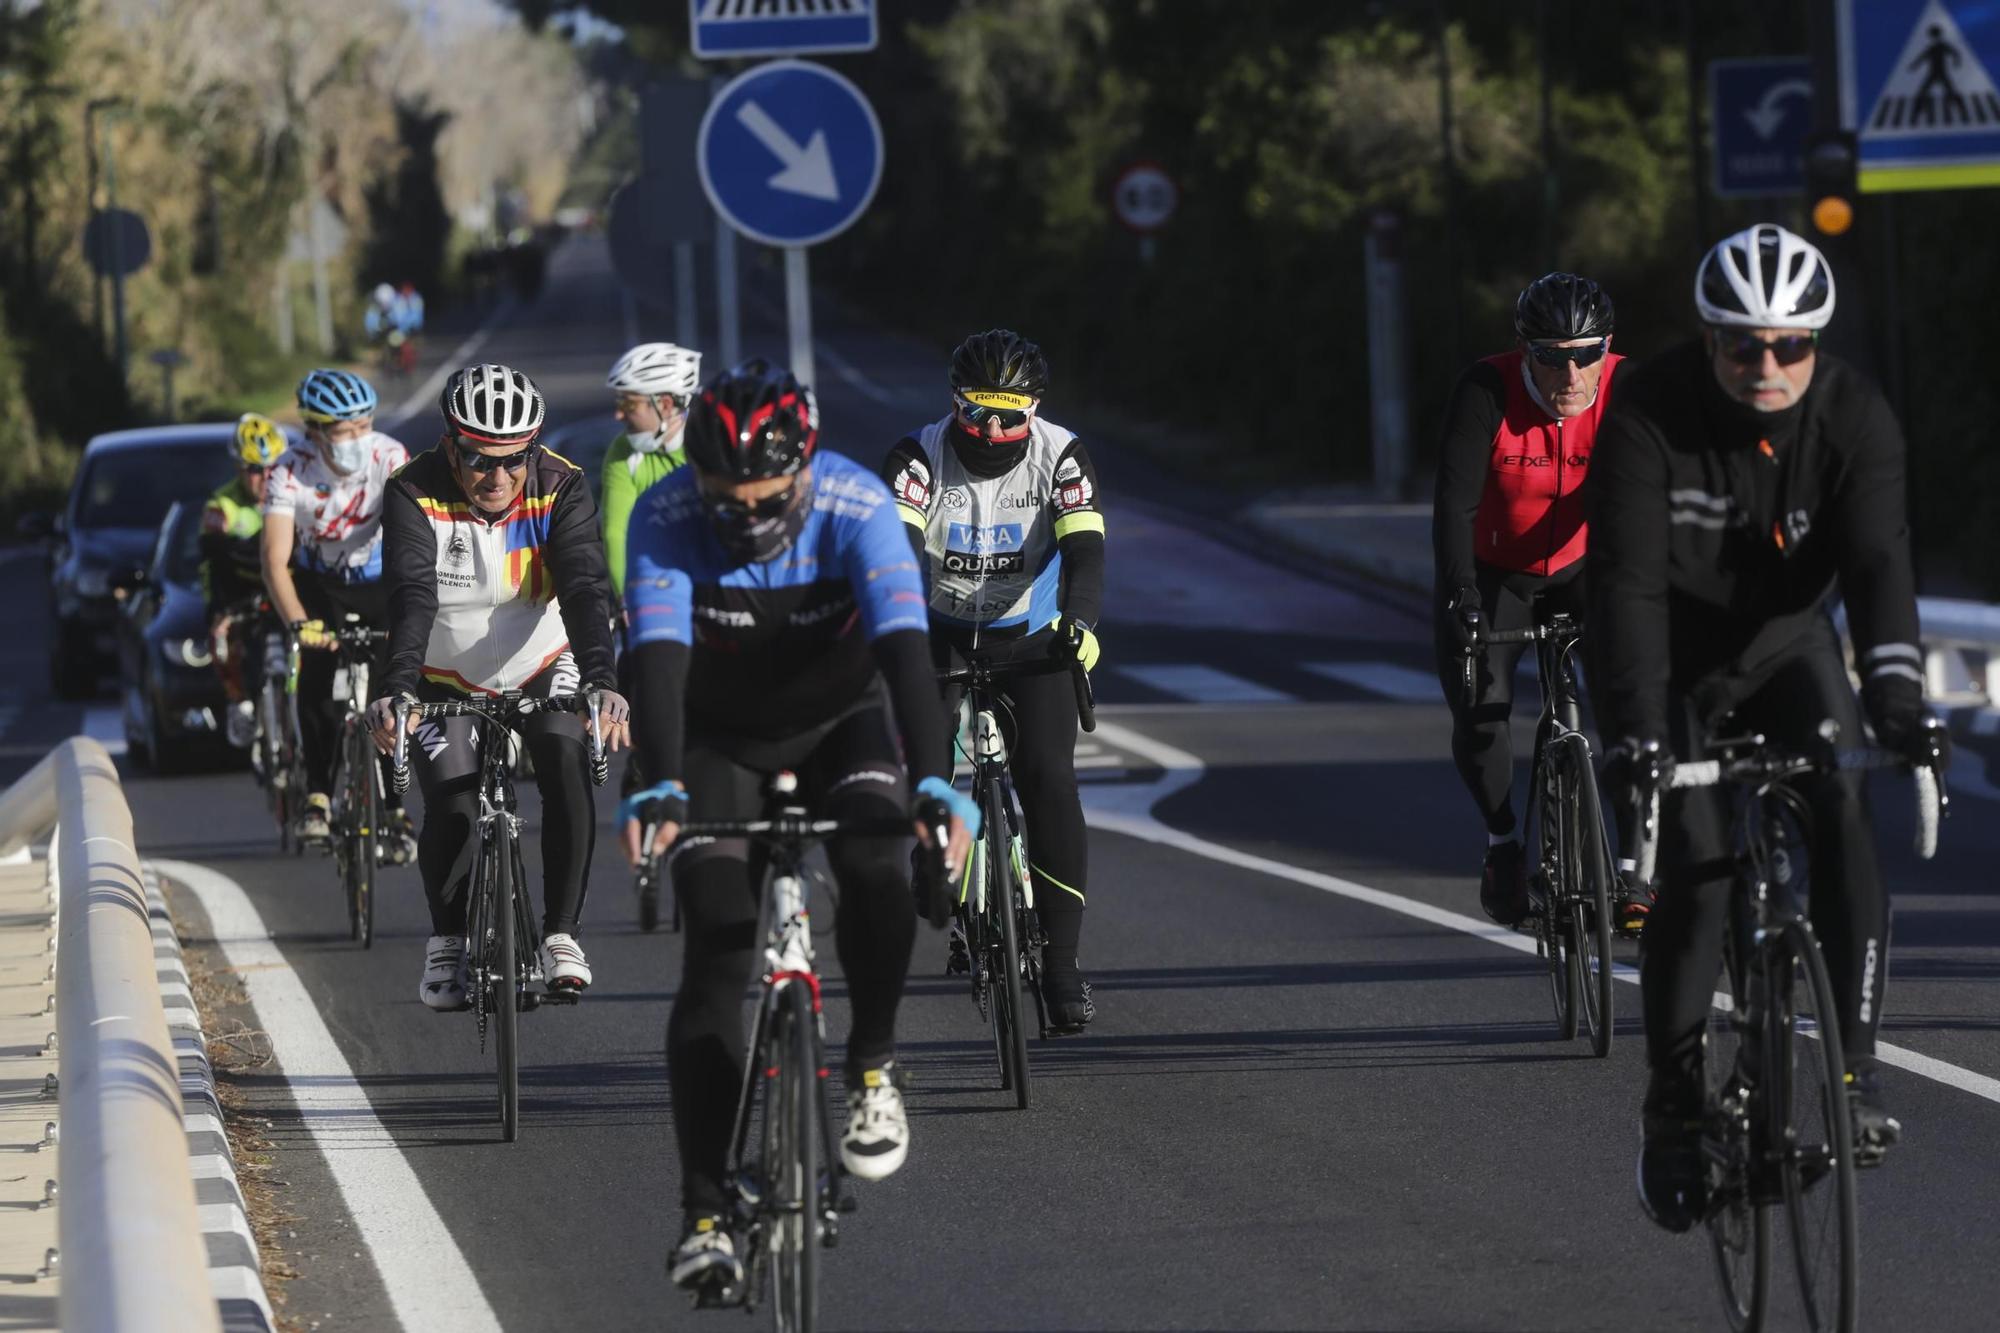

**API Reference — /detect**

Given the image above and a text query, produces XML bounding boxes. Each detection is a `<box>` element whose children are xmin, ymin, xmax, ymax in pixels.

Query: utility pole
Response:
<box><xmin>1435</xmin><ymin>2</ymin><xmax>1463</xmax><ymax>368</ymax></box>
<box><xmin>98</xmin><ymin>102</ymin><xmax>130</xmax><ymax>377</ymax></box>
<box><xmin>1684</xmin><ymin>0</ymin><xmax>1712</xmax><ymax>258</ymax></box>
<box><xmin>1536</xmin><ymin>0</ymin><xmax>1558</xmax><ymax>273</ymax></box>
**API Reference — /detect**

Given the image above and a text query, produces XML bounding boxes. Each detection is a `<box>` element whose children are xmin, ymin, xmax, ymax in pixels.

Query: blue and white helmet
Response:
<box><xmin>297</xmin><ymin>368</ymin><xmax>379</xmax><ymax>423</ymax></box>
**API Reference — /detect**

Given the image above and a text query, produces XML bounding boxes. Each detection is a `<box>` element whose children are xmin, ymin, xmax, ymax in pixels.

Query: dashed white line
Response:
<box><xmin>1304</xmin><ymin>661</ymin><xmax>1438</xmax><ymax>702</ymax></box>
<box><xmin>158</xmin><ymin>858</ymin><xmax>502</xmax><ymax>1333</ymax></box>
<box><xmin>1116</xmin><ymin>664</ymin><xmax>1294</xmax><ymax>705</ymax></box>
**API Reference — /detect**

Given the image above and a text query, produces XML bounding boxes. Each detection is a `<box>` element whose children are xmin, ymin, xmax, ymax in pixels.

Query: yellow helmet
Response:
<box><xmin>234</xmin><ymin>413</ymin><xmax>288</xmax><ymax>469</ymax></box>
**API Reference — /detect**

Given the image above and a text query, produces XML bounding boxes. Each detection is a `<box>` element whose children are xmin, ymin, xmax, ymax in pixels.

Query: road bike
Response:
<box><xmin>231</xmin><ymin>600</ymin><xmax>302</xmax><ymax>853</ymax></box>
<box><xmin>934</xmin><ymin>655</ymin><xmax>1094</xmax><ymax>1109</ymax></box>
<box><xmin>1463</xmin><ymin>608</ymin><xmax>1616</xmax><ymax>1056</ymax></box>
<box><xmin>1631</xmin><ymin>722</ymin><xmax>1946</xmax><ymax>1333</ymax></box>
<box><xmin>678</xmin><ymin>771</ymin><xmax>943</xmax><ymax>1333</ymax></box>
<box><xmin>391</xmin><ymin>688</ymin><xmax>608</xmax><ymax>1142</ymax></box>
<box><xmin>323</xmin><ymin>618</ymin><xmax>394</xmax><ymax>946</ymax></box>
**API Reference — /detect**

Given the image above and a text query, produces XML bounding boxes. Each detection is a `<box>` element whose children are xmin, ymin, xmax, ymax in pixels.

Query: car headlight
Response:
<box><xmin>76</xmin><ymin>567</ymin><xmax>110</xmax><ymax>598</ymax></box>
<box><xmin>164</xmin><ymin>636</ymin><xmax>214</xmax><ymax>669</ymax></box>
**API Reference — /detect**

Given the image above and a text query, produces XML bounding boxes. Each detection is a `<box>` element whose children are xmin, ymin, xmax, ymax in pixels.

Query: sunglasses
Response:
<box><xmin>1716</xmin><ymin>331</ymin><xmax>1818</xmax><ymax>367</ymax></box>
<box><xmin>956</xmin><ymin>395</ymin><xmax>1033</xmax><ymax>431</ymax></box>
<box><xmin>706</xmin><ymin>486</ymin><xmax>797</xmax><ymax>522</ymax></box>
<box><xmin>1526</xmin><ymin>339</ymin><xmax>1610</xmax><ymax>369</ymax></box>
<box><xmin>454</xmin><ymin>443</ymin><xmax>533</xmax><ymax>473</ymax></box>
<box><xmin>241</xmin><ymin>464</ymin><xmax>268</xmax><ymax>477</ymax></box>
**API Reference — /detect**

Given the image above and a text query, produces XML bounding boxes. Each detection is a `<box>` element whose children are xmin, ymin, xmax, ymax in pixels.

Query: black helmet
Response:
<box><xmin>1514</xmin><ymin>272</ymin><xmax>1615</xmax><ymax>341</ymax></box>
<box><xmin>683</xmin><ymin>360</ymin><xmax>819</xmax><ymax>481</ymax></box>
<box><xmin>949</xmin><ymin>329</ymin><xmax>1049</xmax><ymax>399</ymax></box>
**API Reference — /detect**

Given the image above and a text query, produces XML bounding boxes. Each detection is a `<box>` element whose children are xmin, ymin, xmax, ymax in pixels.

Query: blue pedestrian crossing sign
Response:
<box><xmin>1839</xmin><ymin>0</ymin><xmax>2000</xmax><ymax>191</ymax></box>
<box><xmin>1710</xmin><ymin>57</ymin><xmax>1815</xmax><ymax>197</ymax></box>
<box><xmin>698</xmin><ymin>60</ymin><xmax>884</xmax><ymax>248</ymax></box>
<box><xmin>689</xmin><ymin>0</ymin><xmax>876</xmax><ymax>60</ymax></box>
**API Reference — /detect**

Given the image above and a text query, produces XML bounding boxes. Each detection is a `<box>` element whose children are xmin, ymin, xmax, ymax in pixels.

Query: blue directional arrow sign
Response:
<box><xmin>698</xmin><ymin>60</ymin><xmax>884</xmax><ymax>249</ymax></box>
<box><xmin>1711</xmin><ymin>57</ymin><xmax>1815</xmax><ymax>197</ymax></box>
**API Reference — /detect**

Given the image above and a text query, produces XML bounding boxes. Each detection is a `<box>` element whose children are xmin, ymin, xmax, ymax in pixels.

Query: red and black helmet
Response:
<box><xmin>683</xmin><ymin>360</ymin><xmax>820</xmax><ymax>481</ymax></box>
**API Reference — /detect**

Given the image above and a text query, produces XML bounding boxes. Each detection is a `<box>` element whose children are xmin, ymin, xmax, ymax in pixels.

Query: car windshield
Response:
<box><xmin>74</xmin><ymin>441</ymin><xmax>234</xmax><ymax>530</ymax></box>
<box><xmin>156</xmin><ymin>502</ymin><xmax>206</xmax><ymax>585</ymax></box>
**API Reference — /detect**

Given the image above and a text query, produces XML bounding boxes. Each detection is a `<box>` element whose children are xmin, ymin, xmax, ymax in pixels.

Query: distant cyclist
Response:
<box><xmin>882</xmin><ymin>328</ymin><xmax>1104</xmax><ymax>1033</ymax></box>
<box><xmin>1589</xmin><ymin>224</ymin><xmax>1935</xmax><ymax>1230</ymax></box>
<box><xmin>1432</xmin><ymin>273</ymin><xmax>1633</xmax><ymax>929</ymax></box>
<box><xmin>372</xmin><ymin>363</ymin><xmax>627</xmax><ymax>1010</ymax></box>
<box><xmin>618</xmin><ymin>361</ymin><xmax>972</xmax><ymax>1293</ymax></box>
<box><xmin>201</xmin><ymin>414</ymin><xmax>286</xmax><ymax>749</ymax></box>
<box><xmin>600</xmin><ymin>342</ymin><xmax>701</xmax><ymax>605</ymax></box>
<box><xmin>261</xmin><ymin>368</ymin><xmax>414</xmax><ymax>858</ymax></box>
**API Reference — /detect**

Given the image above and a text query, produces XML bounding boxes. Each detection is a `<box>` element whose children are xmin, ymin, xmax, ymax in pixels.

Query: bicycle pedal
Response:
<box><xmin>691</xmin><ymin>1281</ymin><xmax>743</xmax><ymax>1310</ymax></box>
<box><xmin>538</xmin><ymin>989</ymin><xmax>581</xmax><ymax>1006</ymax></box>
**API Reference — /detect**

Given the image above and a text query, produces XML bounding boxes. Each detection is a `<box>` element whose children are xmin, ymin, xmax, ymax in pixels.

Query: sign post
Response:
<box><xmin>1840</xmin><ymin>0</ymin><xmax>2000</xmax><ymax>191</ymax></box>
<box><xmin>1710</xmin><ymin>57</ymin><xmax>1815</xmax><ymax>196</ymax></box>
<box><xmin>698</xmin><ymin>61</ymin><xmax>884</xmax><ymax>390</ymax></box>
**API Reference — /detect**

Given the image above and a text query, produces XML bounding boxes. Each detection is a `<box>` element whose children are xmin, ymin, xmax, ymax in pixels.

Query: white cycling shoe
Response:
<box><xmin>537</xmin><ymin>932</ymin><xmax>592</xmax><ymax>992</ymax></box>
<box><xmin>419</xmin><ymin>935</ymin><xmax>468</xmax><ymax>1012</ymax></box>
<box><xmin>669</xmin><ymin>1215</ymin><xmax>742</xmax><ymax>1291</ymax></box>
<box><xmin>841</xmin><ymin>1063</ymin><xmax>909</xmax><ymax>1181</ymax></box>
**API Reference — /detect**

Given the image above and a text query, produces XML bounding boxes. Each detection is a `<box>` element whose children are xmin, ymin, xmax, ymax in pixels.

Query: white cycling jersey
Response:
<box><xmin>263</xmin><ymin>432</ymin><xmax>409</xmax><ymax>580</ymax></box>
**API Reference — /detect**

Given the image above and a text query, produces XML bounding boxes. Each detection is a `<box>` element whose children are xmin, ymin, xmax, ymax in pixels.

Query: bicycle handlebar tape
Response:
<box><xmin>1072</xmin><ymin>661</ymin><xmax>1097</xmax><ymax>734</ymax></box>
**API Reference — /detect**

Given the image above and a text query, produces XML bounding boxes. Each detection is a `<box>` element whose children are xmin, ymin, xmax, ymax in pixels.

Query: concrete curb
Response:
<box><xmin>147</xmin><ymin>866</ymin><xmax>275</xmax><ymax>1333</ymax></box>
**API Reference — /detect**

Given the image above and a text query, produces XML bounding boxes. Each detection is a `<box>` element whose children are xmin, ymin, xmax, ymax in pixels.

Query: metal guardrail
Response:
<box><xmin>0</xmin><ymin>739</ymin><xmax>219</xmax><ymax>1333</ymax></box>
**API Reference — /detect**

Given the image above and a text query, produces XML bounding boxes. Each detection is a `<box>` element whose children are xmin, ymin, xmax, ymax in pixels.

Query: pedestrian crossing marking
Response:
<box><xmin>82</xmin><ymin>705</ymin><xmax>127</xmax><ymax>757</ymax></box>
<box><xmin>1303</xmin><ymin>661</ymin><xmax>1438</xmax><ymax>703</ymax></box>
<box><xmin>1115</xmin><ymin>664</ymin><xmax>1295</xmax><ymax>705</ymax></box>
<box><xmin>1866</xmin><ymin>0</ymin><xmax>2000</xmax><ymax>135</ymax></box>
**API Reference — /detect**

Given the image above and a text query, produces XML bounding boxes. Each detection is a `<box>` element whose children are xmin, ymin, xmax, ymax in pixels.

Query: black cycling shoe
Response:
<box><xmin>1637</xmin><ymin>1074</ymin><xmax>1707</xmax><ymax>1233</ymax></box>
<box><xmin>1041</xmin><ymin>967</ymin><xmax>1095</xmax><ymax>1035</ymax></box>
<box><xmin>1479</xmin><ymin>839</ymin><xmax>1531</xmax><ymax>928</ymax></box>
<box><xmin>1615</xmin><ymin>869</ymin><xmax>1655</xmax><ymax>936</ymax></box>
<box><xmin>1846</xmin><ymin>1055</ymin><xmax>1902</xmax><ymax>1167</ymax></box>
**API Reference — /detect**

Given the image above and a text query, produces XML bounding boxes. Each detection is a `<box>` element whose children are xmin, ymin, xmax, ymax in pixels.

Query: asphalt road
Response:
<box><xmin>10</xmin><ymin>236</ymin><xmax>2000</xmax><ymax>1332</ymax></box>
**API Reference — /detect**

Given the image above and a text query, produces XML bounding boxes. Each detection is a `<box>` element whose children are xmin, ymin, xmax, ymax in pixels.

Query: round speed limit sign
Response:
<box><xmin>1112</xmin><ymin>161</ymin><xmax>1178</xmax><ymax>233</ymax></box>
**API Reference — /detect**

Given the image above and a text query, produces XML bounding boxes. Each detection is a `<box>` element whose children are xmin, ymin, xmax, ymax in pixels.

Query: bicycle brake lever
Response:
<box><xmin>391</xmin><ymin>698</ymin><xmax>412</xmax><ymax>795</ymax></box>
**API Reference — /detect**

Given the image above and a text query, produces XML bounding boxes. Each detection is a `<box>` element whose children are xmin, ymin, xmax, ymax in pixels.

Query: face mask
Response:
<box><xmin>709</xmin><ymin>480</ymin><xmax>811</xmax><ymax>564</ymax></box>
<box><xmin>632</xmin><ymin>418</ymin><xmax>686</xmax><ymax>456</ymax></box>
<box><xmin>326</xmin><ymin>433</ymin><xmax>368</xmax><ymax>474</ymax></box>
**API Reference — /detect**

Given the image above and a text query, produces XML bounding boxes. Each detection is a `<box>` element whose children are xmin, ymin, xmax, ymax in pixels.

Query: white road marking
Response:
<box><xmin>386</xmin><ymin>297</ymin><xmax>517</xmax><ymax>427</ymax></box>
<box><xmin>1116</xmin><ymin>664</ymin><xmax>1294</xmax><ymax>705</ymax></box>
<box><xmin>158</xmin><ymin>859</ymin><xmax>503</xmax><ymax>1333</ymax></box>
<box><xmin>1304</xmin><ymin>661</ymin><xmax>1438</xmax><ymax>703</ymax></box>
<box><xmin>82</xmin><ymin>705</ymin><xmax>127</xmax><ymax>756</ymax></box>
<box><xmin>1084</xmin><ymin>716</ymin><xmax>2000</xmax><ymax>1111</ymax></box>
<box><xmin>816</xmin><ymin>340</ymin><xmax>901</xmax><ymax>407</ymax></box>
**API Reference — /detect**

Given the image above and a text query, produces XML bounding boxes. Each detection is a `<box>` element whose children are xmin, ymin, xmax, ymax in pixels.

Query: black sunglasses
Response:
<box><xmin>1717</xmin><ymin>331</ymin><xmax>1818</xmax><ymax>367</ymax></box>
<box><xmin>454</xmin><ymin>442</ymin><xmax>533</xmax><ymax>473</ymax></box>
<box><xmin>706</xmin><ymin>486</ymin><xmax>798</xmax><ymax>522</ymax></box>
<box><xmin>1526</xmin><ymin>339</ymin><xmax>1610</xmax><ymax>369</ymax></box>
<box><xmin>956</xmin><ymin>396</ymin><xmax>1033</xmax><ymax>430</ymax></box>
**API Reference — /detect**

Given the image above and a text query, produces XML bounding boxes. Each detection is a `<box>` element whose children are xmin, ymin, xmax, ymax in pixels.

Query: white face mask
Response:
<box><xmin>632</xmin><ymin>419</ymin><xmax>686</xmax><ymax>456</ymax></box>
<box><xmin>326</xmin><ymin>433</ymin><xmax>368</xmax><ymax>474</ymax></box>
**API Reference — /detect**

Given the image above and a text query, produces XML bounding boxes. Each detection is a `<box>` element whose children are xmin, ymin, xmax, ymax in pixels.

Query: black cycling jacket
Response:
<box><xmin>1586</xmin><ymin>340</ymin><xmax>1920</xmax><ymax>744</ymax></box>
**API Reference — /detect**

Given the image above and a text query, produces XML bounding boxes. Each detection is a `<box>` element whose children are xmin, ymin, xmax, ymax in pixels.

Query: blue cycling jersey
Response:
<box><xmin>626</xmin><ymin>450</ymin><xmax>929</xmax><ymax>740</ymax></box>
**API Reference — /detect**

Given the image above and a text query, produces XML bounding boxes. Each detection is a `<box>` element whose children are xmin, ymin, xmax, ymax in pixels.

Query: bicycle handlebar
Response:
<box><xmin>935</xmin><ymin>655</ymin><xmax>1096</xmax><ymax>734</ymax></box>
<box><xmin>389</xmin><ymin>689</ymin><xmax>607</xmax><ymax>794</ymax></box>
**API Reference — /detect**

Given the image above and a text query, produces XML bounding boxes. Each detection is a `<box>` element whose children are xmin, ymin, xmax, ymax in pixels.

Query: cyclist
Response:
<box><xmin>617</xmin><ymin>360</ymin><xmax>973</xmax><ymax>1293</ymax></box>
<box><xmin>601</xmin><ymin>342</ymin><xmax>701</xmax><ymax>605</ymax></box>
<box><xmin>370</xmin><ymin>363</ymin><xmax>628</xmax><ymax>1010</ymax></box>
<box><xmin>881</xmin><ymin>328</ymin><xmax>1103</xmax><ymax>1034</ymax></box>
<box><xmin>260</xmin><ymin>367</ymin><xmax>415</xmax><ymax>858</ymax></box>
<box><xmin>202</xmin><ymin>414</ymin><xmax>287</xmax><ymax>749</ymax></box>
<box><xmin>1432</xmin><ymin>273</ymin><xmax>1630</xmax><ymax>931</ymax></box>
<box><xmin>1588</xmin><ymin>224</ymin><xmax>1936</xmax><ymax>1231</ymax></box>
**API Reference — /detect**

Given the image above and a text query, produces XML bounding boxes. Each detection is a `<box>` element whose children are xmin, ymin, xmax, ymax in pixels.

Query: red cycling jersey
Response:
<box><xmin>1469</xmin><ymin>348</ymin><xmax>1622</xmax><ymax>577</ymax></box>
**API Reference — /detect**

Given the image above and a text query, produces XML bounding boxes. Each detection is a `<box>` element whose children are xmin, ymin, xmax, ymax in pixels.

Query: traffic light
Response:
<box><xmin>1803</xmin><ymin>130</ymin><xmax>1859</xmax><ymax>237</ymax></box>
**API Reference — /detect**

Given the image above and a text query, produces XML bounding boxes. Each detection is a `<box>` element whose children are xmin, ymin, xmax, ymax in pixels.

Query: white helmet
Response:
<box><xmin>607</xmin><ymin>342</ymin><xmax>702</xmax><ymax>398</ymax></box>
<box><xmin>440</xmin><ymin>363</ymin><xmax>545</xmax><ymax>444</ymax></box>
<box><xmin>373</xmin><ymin>282</ymin><xmax>397</xmax><ymax>307</ymax></box>
<box><xmin>1695</xmin><ymin>224</ymin><xmax>1836</xmax><ymax>330</ymax></box>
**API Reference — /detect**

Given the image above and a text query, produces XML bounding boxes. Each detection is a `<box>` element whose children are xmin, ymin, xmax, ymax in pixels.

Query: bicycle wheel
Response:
<box><xmin>1772</xmin><ymin>921</ymin><xmax>1859</xmax><ymax>1333</ymax></box>
<box><xmin>1705</xmin><ymin>921</ymin><xmax>1771</xmax><ymax>1332</ymax></box>
<box><xmin>1536</xmin><ymin>762</ymin><xmax>1578</xmax><ymax>1041</ymax></box>
<box><xmin>493</xmin><ymin>828</ymin><xmax>522</xmax><ymax>1143</ymax></box>
<box><xmin>988</xmin><ymin>788</ymin><xmax>1030</xmax><ymax>1110</ymax></box>
<box><xmin>764</xmin><ymin>982</ymin><xmax>821</xmax><ymax>1333</ymax></box>
<box><xmin>1569</xmin><ymin>752</ymin><xmax>1616</xmax><ymax>1058</ymax></box>
<box><xmin>346</xmin><ymin>726</ymin><xmax>377</xmax><ymax>948</ymax></box>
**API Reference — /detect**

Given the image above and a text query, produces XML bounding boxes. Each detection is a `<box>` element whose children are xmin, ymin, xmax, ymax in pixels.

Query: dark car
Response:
<box><xmin>115</xmin><ymin>499</ymin><xmax>235</xmax><ymax>773</ymax></box>
<box><xmin>542</xmin><ymin>412</ymin><xmax>621</xmax><ymax>504</ymax></box>
<box><xmin>38</xmin><ymin>425</ymin><xmax>238</xmax><ymax>698</ymax></box>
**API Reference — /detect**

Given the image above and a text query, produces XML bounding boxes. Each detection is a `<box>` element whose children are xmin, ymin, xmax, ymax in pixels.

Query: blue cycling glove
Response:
<box><xmin>618</xmin><ymin>780</ymin><xmax>688</xmax><ymax>827</ymax></box>
<box><xmin>914</xmin><ymin>776</ymin><xmax>981</xmax><ymax>838</ymax></box>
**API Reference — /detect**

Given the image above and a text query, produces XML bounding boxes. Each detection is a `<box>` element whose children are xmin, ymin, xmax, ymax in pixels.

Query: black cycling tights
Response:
<box><xmin>410</xmin><ymin>665</ymin><xmax>595</xmax><ymax>939</ymax></box>
<box><xmin>937</xmin><ymin>632</ymin><xmax>1088</xmax><ymax>971</ymax></box>
<box><xmin>294</xmin><ymin>575</ymin><xmax>400</xmax><ymax>807</ymax></box>
<box><xmin>1643</xmin><ymin>633</ymin><xmax>1889</xmax><ymax>1080</ymax></box>
<box><xmin>1433</xmin><ymin>561</ymin><xmax>1584</xmax><ymax>838</ymax></box>
<box><xmin>668</xmin><ymin>705</ymin><xmax>916</xmax><ymax>1216</ymax></box>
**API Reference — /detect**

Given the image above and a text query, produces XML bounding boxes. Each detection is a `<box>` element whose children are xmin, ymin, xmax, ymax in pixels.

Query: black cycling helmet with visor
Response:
<box><xmin>683</xmin><ymin>359</ymin><xmax>820</xmax><ymax>482</ymax></box>
<box><xmin>950</xmin><ymin>328</ymin><xmax>1048</xmax><ymax>430</ymax></box>
<box><xmin>1515</xmin><ymin>272</ymin><xmax>1616</xmax><ymax>370</ymax></box>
